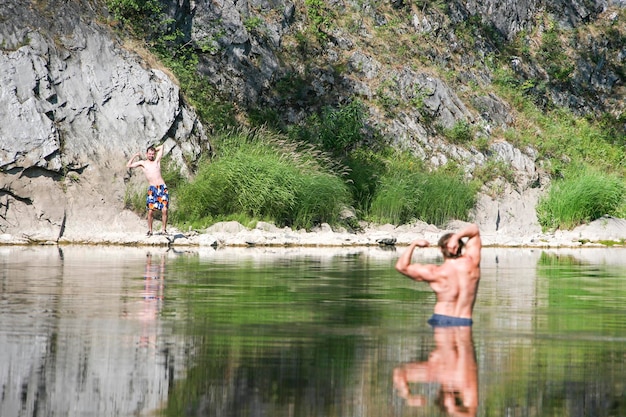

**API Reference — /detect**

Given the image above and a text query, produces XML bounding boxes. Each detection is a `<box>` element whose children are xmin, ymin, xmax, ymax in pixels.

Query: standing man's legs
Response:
<box><xmin>158</xmin><ymin>185</ymin><xmax>169</xmax><ymax>234</ymax></box>
<box><xmin>161</xmin><ymin>207</ymin><xmax>168</xmax><ymax>234</ymax></box>
<box><xmin>147</xmin><ymin>208</ymin><xmax>154</xmax><ymax>235</ymax></box>
<box><xmin>146</xmin><ymin>185</ymin><xmax>158</xmax><ymax>236</ymax></box>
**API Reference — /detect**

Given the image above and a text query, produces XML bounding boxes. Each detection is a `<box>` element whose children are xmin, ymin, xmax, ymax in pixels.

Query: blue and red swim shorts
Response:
<box><xmin>146</xmin><ymin>184</ymin><xmax>169</xmax><ymax>211</ymax></box>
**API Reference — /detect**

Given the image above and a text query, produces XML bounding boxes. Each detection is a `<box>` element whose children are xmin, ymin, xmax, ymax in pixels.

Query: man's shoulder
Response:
<box><xmin>444</xmin><ymin>256</ymin><xmax>478</xmax><ymax>269</ymax></box>
<box><xmin>436</xmin><ymin>261</ymin><xmax>458</xmax><ymax>276</ymax></box>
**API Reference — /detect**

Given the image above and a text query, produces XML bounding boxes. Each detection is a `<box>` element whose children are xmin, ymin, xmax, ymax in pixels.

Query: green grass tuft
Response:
<box><xmin>536</xmin><ymin>165</ymin><xmax>625</xmax><ymax>231</ymax></box>
<box><xmin>368</xmin><ymin>153</ymin><xmax>476</xmax><ymax>226</ymax></box>
<box><xmin>173</xmin><ymin>129</ymin><xmax>351</xmax><ymax>230</ymax></box>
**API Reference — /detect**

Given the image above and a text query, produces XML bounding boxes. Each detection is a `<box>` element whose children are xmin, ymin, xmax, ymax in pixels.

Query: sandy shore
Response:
<box><xmin>3</xmin><ymin>217</ymin><xmax>626</xmax><ymax>248</ymax></box>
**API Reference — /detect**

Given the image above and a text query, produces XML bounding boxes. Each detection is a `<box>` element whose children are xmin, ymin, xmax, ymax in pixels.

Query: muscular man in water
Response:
<box><xmin>395</xmin><ymin>223</ymin><xmax>481</xmax><ymax>326</ymax></box>
<box><xmin>126</xmin><ymin>144</ymin><xmax>169</xmax><ymax>236</ymax></box>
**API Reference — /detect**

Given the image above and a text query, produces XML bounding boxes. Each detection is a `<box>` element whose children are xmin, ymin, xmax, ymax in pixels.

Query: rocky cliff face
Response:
<box><xmin>1</xmin><ymin>0</ymin><xmax>623</xmax><ymax>241</ymax></box>
<box><xmin>159</xmin><ymin>0</ymin><xmax>623</xmax><ymax>234</ymax></box>
<box><xmin>172</xmin><ymin>0</ymin><xmax>623</xmax><ymax>111</ymax></box>
<box><xmin>0</xmin><ymin>0</ymin><xmax>210</xmax><ymax>241</ymax></box>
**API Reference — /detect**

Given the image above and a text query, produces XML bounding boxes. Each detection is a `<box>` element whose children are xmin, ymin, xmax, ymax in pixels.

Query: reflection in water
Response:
<box><xmin>139</xmin><ymin>252</ymin><xmax>165</xmax><ymax>347</ymax></box>
<box><xmin>0</xmin><ymin>247</ymin><xmax>181</xmax><ymax>417</ymax></box>
<box><xmin>394</xmin><ymin>326</ymin><xmax>477</xmax><ymax>416</ymax></box>
<box><xmin>2</xmin><ymin>246</ymin><xmax>626</xmax><ymax>416</ymax></box>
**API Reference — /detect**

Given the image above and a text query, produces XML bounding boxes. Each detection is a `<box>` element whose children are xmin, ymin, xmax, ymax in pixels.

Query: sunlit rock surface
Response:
<box><xmin>0</xmin><ymin>1</ymin><xmax>210</xmax><ymax>241</ymax></box>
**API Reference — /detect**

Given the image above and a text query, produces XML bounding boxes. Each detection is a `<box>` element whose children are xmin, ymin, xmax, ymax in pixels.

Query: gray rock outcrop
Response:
<box><xmin>0</xmin><ymin>0</ymin><xmax>210</xmax><ymax>241</ymax></box>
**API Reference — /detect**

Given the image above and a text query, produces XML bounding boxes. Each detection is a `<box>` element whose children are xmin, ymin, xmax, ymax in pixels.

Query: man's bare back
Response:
<box><xmin>395</xmin><ymin>223</ymin><xmax>481</xmax><ymax>325</ymax></box>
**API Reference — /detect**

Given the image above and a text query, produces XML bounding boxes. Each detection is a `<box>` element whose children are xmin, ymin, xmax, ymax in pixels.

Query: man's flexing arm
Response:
<box><xmin>395</xmin><ymin>239</ymin><xmax>438</xmax><ymax>282</ymax></box>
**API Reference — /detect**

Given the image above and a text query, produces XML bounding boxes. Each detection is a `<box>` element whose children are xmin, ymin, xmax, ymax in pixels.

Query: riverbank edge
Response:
<box><xmin>3</xmin><ymin>217</ymin><xmax>626</xmax><ymax>248</ymax></box>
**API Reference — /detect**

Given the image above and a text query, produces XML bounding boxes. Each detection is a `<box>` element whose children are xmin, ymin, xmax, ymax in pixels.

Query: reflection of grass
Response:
<box><xmin>483</xmin><ymin>338</ymin><xmax>626</xmax><ymax>417</ymax></box>
<box><xmin>159</xmin><ymin>251</ymin><xmax>626</xmax><ymax>417</ymax></box>
<box><xmin>483</xmin><ymin>251</ymin><xmax>626</xmax><ymax>416</ymax></box>
<box><xmin>537</xmin><ymin>251</ymin><xmax>626</xmax><ymax>333</ymax></box>
<box><xmin>161</xmin><ymin>254</ymin><xmax>430</xmax><ymax>416</ymax></box>
<box><xmin>164</xmin><ymin>254</ymin><xmax>422</xmax><ymax>327</ymax></box>
<box><xmin>536</xmin><ymin>251</ymin><xmax>583</xmax><ymax>269</ymax></box>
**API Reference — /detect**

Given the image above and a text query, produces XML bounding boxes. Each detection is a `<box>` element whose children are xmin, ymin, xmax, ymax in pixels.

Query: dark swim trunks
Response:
<box><xmin>146</xmin><ymin>184</ymin><xmax>169</xmax><ymax>211</ymax></box>
<box><xmin>428</xmin><ymin>314</ymin><xmax>473</xmax><ymax>327</ymax></box>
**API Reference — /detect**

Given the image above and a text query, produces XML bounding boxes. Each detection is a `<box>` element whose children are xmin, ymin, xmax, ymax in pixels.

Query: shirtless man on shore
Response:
<box><xmin>126</xmin><ymin>144</ymin><xmax>169</xmax><ymax>236</ymax></box>
<box><xmin>395</xmin><ymin>223</ymin><xmax>481</xmax><ymax>326</ymax></box>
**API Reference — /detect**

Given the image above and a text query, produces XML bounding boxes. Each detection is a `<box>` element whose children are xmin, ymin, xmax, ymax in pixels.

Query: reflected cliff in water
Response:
<box><xmin>0</xmin><ymin>247</ymin><xmax>185</xmax><ymax>416</ymax></box>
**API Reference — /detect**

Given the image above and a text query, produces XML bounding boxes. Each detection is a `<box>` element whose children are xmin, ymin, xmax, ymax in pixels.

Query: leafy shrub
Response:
<box><xmin>305</xmin><ymin>0</ymin><xmax>333</xmax><ymax>41</ymax></box>
<box><xmin>472</xmin><ymin>158</ymin><xmax>516</xmax><ymax>185</ymax></box>
<box><xmin>538</xmin><ymin>22</ymin><xmax>574</xmax><ymax>82</ymax></box>
<box><xmin>290</xmin><ymin>99</ymin><xmax>367</xmax><ymax>156</ymax></box>
<box><xmin>536</xmin><ymin>166</ymin><xmax>625</xmax><ymax>231</ymax></box>
<box><xmin>318</xmin><ymin>100</ymin><xmax>366</xmax><ymax>155</ymax></box>
<box><xmin>244</xmin><ymin>16</ymin><xmax>264</xmax><ymax>33</ymax></box>
<box><xmin>158</xmin><ymin>49</ymin><xmax>237</xmax><ymax>133</ymax></box>
<box><xmin>106</xmin><ymin>0</ymin><xmax>163</xmax><ymax>37</ymax></box>
<box><xmin>442</xmin><ymin>120</ymin><xmax>473</xmax><ymax>144</ymax></box>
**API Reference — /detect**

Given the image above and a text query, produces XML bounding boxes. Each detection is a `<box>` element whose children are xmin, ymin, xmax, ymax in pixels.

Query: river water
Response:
<box><xmin>1</xmin><ymin>245</ymin><xmax>625</xmax><ymax>417</ymax></box>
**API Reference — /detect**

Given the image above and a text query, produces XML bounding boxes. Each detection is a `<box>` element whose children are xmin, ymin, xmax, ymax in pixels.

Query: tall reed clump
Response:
<box><xmin>342</xmin><ymin>148</ymin><xmax>388</xmax><ymax>214</ymax></box>
<box><xmin>174</xmin><ymin>129</ymin><xmax>351</xmax><ymax>230</ymax></box>
<box><xmin>536</xmin><ymin>166</ymin><xmax>626</xmax><ymax>231</ymax></box>
<box><xmin>288</xmin><ymin>99</ymin><xmax>374</xmax><ymax>214</ymax></box>
<box><xmin>368</xmin><ymin>154</ymin><xmax>476</xmax><ymax>226</ymax></box>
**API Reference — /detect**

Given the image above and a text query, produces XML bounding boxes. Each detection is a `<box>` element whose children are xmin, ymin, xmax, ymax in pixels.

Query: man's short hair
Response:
<box><xmin>147</xmin><ymin>145</ymin><xmax>156</xmax><ymax>153</ymax></box>
<box><xmin>438</xmin><ymin>233</ymin><xmax>464</xmax><ymax>259</ymax></box>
